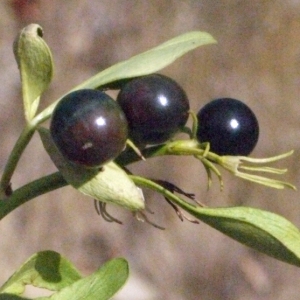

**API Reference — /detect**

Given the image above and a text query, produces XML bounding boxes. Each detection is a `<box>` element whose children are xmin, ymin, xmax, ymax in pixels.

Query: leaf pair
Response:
<box><xmin>0</xmin><ymin>251</ymin><xmax>128</xmax><ymax>300</ymax></box>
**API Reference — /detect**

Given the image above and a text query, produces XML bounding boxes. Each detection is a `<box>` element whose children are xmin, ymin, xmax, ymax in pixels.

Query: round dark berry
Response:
<box><xmin>116</xmin><ymin>74</ymin><xmax>190</xmax><ymax>145</ymax></box>
<box><xmin>50</xmin><ymin>89</ymin><xmax>128</xmax><ymax>167</ymax></box>
<box><xmin>196</xmin><ymin>98</ymin><xmax>259</xmax><ymax>156</ymax></box>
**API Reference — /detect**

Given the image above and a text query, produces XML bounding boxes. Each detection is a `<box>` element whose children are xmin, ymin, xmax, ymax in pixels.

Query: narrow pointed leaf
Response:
<box><xmin>180</xmin><ymin>202</ymin><xmax>300</xmax><ymax>266</ymax></box>
<box><xmin>75</xmin><ymin>31</ymin><xmax>216</xmax><ymax>90</ymax></box>
<box><xmin>37</xmin><ymin>258</ymin><xmax>129</xmax><ymax>300</ymax></box>
<box><xmin>35</xmin><ymin>31</ymin><xmax>216</xmax><ymax>124</ymax></box>
<box><xmin>0</xmin><ymin>251</ymin><xmax>82</xmax><ymax>295</ymax></box>
<box><xmin>13</xmin><ymin>24</ymin><xmax>53</xmax><ymax>121</ymax></box>
<box><xmin>38</xmin><ymin>127</ymin><xmax>145</xmax><ymax>211</ymax></box>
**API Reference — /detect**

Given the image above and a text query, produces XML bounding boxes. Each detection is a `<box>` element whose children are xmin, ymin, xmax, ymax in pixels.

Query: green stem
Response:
<box><xmin>116</xmin><ymin>144</ymin><xmax>172</xmax><ymax>165</ymax></box>
<box><xmin>0</xmin><ymin>125</ymin><xmax>35</xmax><ymax>197</ymax></box>
<box><xmin>130</xmin><ymin>175</ymin><xmax>197</xmax><ymax>212</ymax></box>
<box><xmin>116</xmin><ymin>140</ymin><xmax>208</xmax><ymax>165</ymax></box>
<box><xmin>32</xmin><ymin>98</ymin><xmax>60</xmax><ymax>126</ymax></box>
<box><xmin>0</xmin><ymin>172</ymin><xmax>67</xmax><ymax>220</ymax></box>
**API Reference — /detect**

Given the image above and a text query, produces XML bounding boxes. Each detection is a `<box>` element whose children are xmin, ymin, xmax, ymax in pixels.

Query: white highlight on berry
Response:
<box><xmin>230</xmin><ymin>118</ymin><xmax>239</xmax><ymax>129</ymax></box>
<box><xmin>158</xmin><ymin>94</ymin><xmax>168</xmax><ymax>106</ymax></box>
<box><xmin>95</xmin><ymin>116</ymin><xmax>106</xmax><ymax>126</ymax></box>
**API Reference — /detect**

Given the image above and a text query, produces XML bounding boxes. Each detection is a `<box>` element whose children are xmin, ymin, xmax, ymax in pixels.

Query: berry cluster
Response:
<box><xmin>50</xmin><ymin>74</ymin><xmax>259</xmax><ymax>167</ymax></box>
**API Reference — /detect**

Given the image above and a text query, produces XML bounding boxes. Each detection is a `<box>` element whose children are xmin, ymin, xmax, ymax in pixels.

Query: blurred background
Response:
<box><xmin>0</xmin><ymin>1</ymin><xmax>300</xmax><ymax>299</ymax></box>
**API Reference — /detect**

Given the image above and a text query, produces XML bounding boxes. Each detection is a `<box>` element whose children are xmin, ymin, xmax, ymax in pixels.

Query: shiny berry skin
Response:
<box><xmin>116</xmin><ymin>74</ymin><xmax>190</xmax><ymax>145</ymax></box>
<box><xmin>196</xmin><ymin>98</ymin><xmax>259</xmax><ymax>156</ymax></box>
<box><xmin>50</xmin><ymin>89</ymin><xmax>128</xmax><ymax>167</ymax></box>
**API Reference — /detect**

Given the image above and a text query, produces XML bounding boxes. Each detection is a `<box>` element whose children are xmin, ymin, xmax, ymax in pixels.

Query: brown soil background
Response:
<box><xmin>1</xmin><ymin>1</ymin><xmax>300</xmax><ymax>299</ymax></box>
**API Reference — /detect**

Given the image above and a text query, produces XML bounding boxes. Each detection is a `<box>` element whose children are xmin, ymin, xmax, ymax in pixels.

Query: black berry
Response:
<box><xmin>116</xmin><ymin>74</ymin><xmax>190</xmax><ymax>145</ymax></box>
<box><xmin>196</xmin><ymin>98</ymin><xmax>259</xmax><ymax>156</ymax></box>
<box><xmin>50</xmin><ymin>89</ymin><xmax>128</xmax><ymax>167</ymax></box>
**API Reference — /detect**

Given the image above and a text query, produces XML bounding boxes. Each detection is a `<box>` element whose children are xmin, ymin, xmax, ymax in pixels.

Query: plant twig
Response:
<box><xmin>0</xmin><ymin>125</ymin><xmax>35</xmax><ymax>197</ymax></box>
<box><xmin>0</xmin><ymin>171</ymin><xmax>67</xmax><ymax>220</ymax></box>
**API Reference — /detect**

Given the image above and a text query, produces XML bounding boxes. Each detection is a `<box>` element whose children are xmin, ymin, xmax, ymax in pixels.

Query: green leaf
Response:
<box><xmin>193</xmin><ymin>206</ymin><xmax>300</xmax><ymax>266</ymax></box>
<box><xmin>0</xmin><ymin>251</ymin><xmax>82</xmax><ymax>295</ymax></box>
<box><xmin>37</xmin><ymin>258</ymin><xmax>129</xmax><ymax>300</ymax></box>
<box><xmin>132</xmin><ymin>176</ymin><xmax>300</xmax><ymax>267</ymax></box>
<box><xmin>13</xmin><ymin>24</ymin><xmax>53</xmax><ymax>121</ymax></box>
<box><xmin>76</xmin><ymin>31</ymin><xmax>216</xmax><ymax>89</ymax></box>
<box><xmin>38</xmin><ymin>127</ymin><xmax>145</xmax><ymax>211</ymax></box>
<box><xmin>184</xmin><ymin>205</ymin><xmax>300</xmax><ymax>266</ymax></box>
<box><xmin>34</xmin><ymin>31</ymin><xmax>216</xmax><ymax>125</ymax></box>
